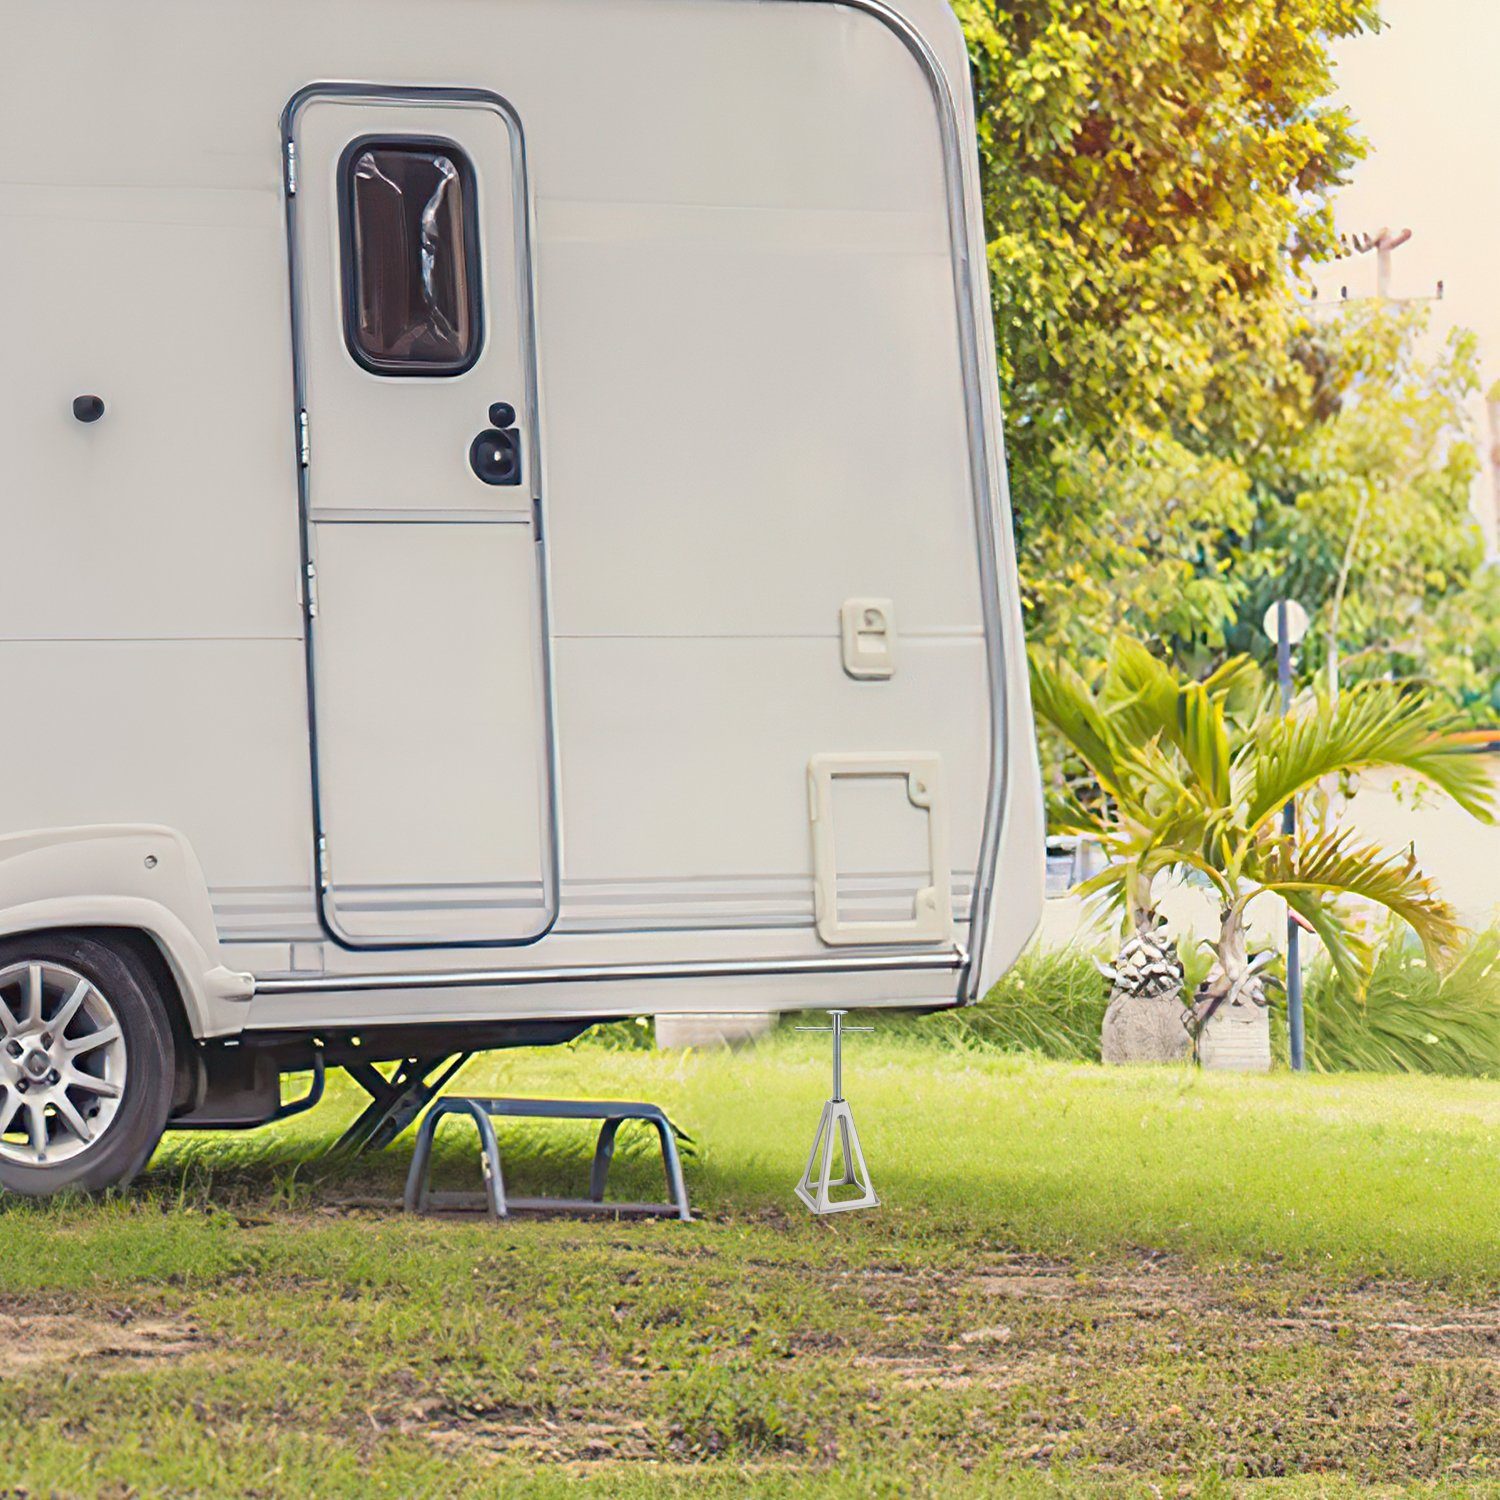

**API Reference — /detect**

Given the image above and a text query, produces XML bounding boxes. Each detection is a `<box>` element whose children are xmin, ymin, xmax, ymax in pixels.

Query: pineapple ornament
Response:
<box><xmin>1098</xmin><ymin>915</ymin><xmax>1191</xmax><ymax>1065</ymax></box>
<box><xmin>793</xmin><ymin>1010</ymin><xmax>879</xmax><ymax>1214</ymax></box>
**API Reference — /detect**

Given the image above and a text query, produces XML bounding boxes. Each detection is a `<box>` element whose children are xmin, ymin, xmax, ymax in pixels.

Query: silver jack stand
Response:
<box><xmin>793</xmin><ymin>1010</ymin><xmax>879</xmax><ymax>1214</ymax></box>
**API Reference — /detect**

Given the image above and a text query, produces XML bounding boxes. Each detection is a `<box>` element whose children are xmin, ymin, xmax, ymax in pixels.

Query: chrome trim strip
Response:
<box><xmin>251</xmin><ymin>948</ymin><xmax>969</xmax><ymax>996</ymax></box>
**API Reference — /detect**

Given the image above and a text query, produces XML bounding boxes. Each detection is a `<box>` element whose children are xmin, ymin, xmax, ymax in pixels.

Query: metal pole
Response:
<box><xmin>1277</xmin><ymin>602</ymin><xmax>1305</xmax><ymax>1072</ymax></box>
<box><xmin>830</xmin><ymin>1010</ymin><xmax>844</xmax><ymax>1101</ymax></box>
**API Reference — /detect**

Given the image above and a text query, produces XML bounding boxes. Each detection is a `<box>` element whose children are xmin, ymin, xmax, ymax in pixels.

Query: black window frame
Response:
<box><xmin>336</xmin><ymin>133</ymin><xmax>485</xmax><ymax>378</ymax></box>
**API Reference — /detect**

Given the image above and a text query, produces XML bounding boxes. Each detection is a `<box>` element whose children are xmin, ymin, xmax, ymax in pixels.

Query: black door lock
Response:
<box><xmin>470</xmin><ymin>401</ymin><xmax>522</xmax><ymax>486</ymax></box>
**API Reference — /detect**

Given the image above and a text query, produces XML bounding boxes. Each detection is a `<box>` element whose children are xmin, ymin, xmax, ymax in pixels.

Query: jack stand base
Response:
<box><xmin>795</xmin><ymin>1097</ymin><xmax>878</xmax><ymax>1215</ymax></box>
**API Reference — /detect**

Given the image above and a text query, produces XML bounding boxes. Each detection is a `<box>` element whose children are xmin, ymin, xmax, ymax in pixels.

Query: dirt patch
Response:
<box><xmin>959</xmin><ymin>1257</ymin><xmax>1500</xmax><ymax>1361</ymax></box>
<box><xmin>417</xmin><ymin>1402</ymin><xmax>656</xmax><ymax>1464</ymax></box>
<box><xmin>0</xmin><ymin>1305</ymin><xmax>205</xmax><ymax>1375</ymax></box>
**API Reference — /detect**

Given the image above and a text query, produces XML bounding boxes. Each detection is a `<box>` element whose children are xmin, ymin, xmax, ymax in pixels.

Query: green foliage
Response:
<box><xmin>1303</xmin><ymin>926</ymin><xmax>1500</xmax><ymax>1077</ymax></box>
<box><xmin>1237</xmin><ymin>307</ymin><xmax>1489</xmax><ymax>704</ymax></box>
<box><xmin>566</xmin><ymin>1015</ymin><xmax>656</xmax><ymax>1052</ymax></box>
<box><xmin>886</xmin><ymin>929</ymin><xmax>1499</xmax><ymax>1081</ymax></box>
<box><xmin>955</xmin><ymin>1</ymin><xmax>1494</xmax><ymax>708</ymax></box>
<box><xmin>1419</xmin><ymin>564</ymin><xmax>1500</xmax><ymax>722</ymax></box>
<box><xmin>958</xmin><ymin>0</ymin><xmax>1372</xmax><ymax>447</ymax></box>
<box><xmin>956</xmin><ymin>0</ymin><xmax>1376</xmax><ymax>656</ymax></box>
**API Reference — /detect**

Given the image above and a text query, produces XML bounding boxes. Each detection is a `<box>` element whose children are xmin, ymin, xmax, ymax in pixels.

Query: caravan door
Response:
<box><xmin>284</xmin><ymin>88</ymin><xmax>556</xmax><ymax>948</ymax></box>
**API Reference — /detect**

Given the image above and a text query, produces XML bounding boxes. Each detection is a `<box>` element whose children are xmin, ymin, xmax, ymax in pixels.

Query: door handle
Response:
<box><xmin>469</xmin><ymin>401</ymin><xmax>522</xmax><ymax>486</ymax></box>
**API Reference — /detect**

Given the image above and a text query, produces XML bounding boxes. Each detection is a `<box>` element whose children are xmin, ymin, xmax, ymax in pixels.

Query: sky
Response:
<box><xmin>1310</xmin><ymin>0</ymin><xmax>1500</xmax><ymax>549</ymax></box>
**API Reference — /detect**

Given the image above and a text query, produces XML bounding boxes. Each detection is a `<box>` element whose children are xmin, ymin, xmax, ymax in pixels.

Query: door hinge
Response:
<box><xmin>298</xmin><ymin>409</ymin><xmax>310</xmax><ymax>469</ymax></box>
<box><xmin>304</xmin><ymin>561</ymin><xmax>319</xmax><ymax>618</ymax></box>
<box><xmin>284</xmin><ymin>139</ymin><xmax>298</xmax><ymax>196</ymax></box>
<box><xmin>316</xmin><ymin>836</ymin><xmax>331</xmax><ymax>891</ymax></box>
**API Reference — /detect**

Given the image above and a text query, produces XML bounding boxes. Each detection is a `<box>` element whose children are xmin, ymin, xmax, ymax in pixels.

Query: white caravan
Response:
<box><xmin>0</xmin><ymin>0</ymin><xmax>1043</xmax><ymax>1193</ymax></box>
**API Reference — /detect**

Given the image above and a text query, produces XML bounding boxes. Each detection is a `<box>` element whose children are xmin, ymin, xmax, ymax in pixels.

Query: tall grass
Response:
<box><xmin>875</xmin><ymin>944</ymin><xmax>1112</xmax><ymax>1060</ymax></box>
<box><xmin>1302</xmin><ymin>926</ymin><xmax>1500</xmax><ymax>1078</ymax></box>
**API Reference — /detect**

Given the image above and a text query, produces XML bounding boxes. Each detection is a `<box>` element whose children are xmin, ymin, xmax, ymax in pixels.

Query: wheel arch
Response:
<box><xmin>0</xmin><ymin>826</ymin><xmax>252</xmax><ymax>1040</ymax></box>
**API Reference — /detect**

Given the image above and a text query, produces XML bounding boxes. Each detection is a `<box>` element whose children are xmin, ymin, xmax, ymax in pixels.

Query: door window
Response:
<box><xmin>339</xmin><ymin>138</ymin><xmax>482</xmax><ymax>375</ymax></box>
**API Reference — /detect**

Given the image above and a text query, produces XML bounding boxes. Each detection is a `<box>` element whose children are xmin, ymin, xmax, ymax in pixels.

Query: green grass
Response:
<box><xmin>3</xmin><ymin>1038</ymin><xmax>1499</xmax><ymax>1496</ymax></box>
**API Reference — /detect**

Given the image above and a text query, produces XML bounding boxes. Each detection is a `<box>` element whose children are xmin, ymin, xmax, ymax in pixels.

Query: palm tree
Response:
<box><xmin>1030</xmin><ymin>640</ymin><xmax>1495</xmax><ymax>1069</ymax></box>
<box><xmin>1028</xmin><ymin>639</ymin><xmax>1261</xmax><ymax>1061</ymax></box>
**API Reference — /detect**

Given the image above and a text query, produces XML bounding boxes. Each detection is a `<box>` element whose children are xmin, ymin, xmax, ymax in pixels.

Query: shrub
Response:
<box><xmin>1301</xmin><ymin>926</ymin><xmax>1500</xmax><ymax>1078</ymax></box>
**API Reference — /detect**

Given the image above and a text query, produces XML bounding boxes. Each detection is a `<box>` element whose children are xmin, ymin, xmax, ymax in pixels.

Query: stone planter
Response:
<box><xmin>1198</xmin><ymin>999</ymin><xmax>1272</xmax><ymax>1072</ymax></box>
<box><xmin>1100</xmin><ymin>991</ymin><xmax>1191</xmax><ymax>1065</ymax></box>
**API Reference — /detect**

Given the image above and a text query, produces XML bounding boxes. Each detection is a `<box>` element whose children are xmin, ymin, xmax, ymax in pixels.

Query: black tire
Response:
<box><xmin>0</xmin><ymin>932</ymin><xmax>176</xmax><ymax>1197</ymax></box>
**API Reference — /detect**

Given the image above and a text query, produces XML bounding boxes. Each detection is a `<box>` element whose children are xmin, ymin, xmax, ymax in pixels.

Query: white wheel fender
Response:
<box><xmin>0</xmin><ymin>826</ymin><xmax>251</xmax><ymax>1038</ymax></box>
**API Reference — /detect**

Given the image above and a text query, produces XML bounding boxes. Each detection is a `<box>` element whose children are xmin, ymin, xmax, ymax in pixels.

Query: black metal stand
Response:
<box><xmin>331</xmin><ymin>1054</ymin><xmax>471</xmax><ymax>1156</ymax></box>
<box><xmin>403</xmin><ymin>1096</ymin><xmax>692</xmax><ymax>1221</ymax></box>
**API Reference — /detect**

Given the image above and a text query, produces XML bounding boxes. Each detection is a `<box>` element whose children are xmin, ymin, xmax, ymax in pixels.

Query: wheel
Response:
<box><xmin>0</xmin><ymin>933</ymin><xmax>176</xmax><ymax>1196</ymax></box>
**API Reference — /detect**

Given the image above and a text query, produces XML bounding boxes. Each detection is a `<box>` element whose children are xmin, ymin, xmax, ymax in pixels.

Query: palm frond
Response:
<box><xmin>1070</xmin><ymin>860</ymin><xmax>1132</xmax><ymax>916</ymax></box>
<box><xmin>1027</xmin><ymin>649</ymin><xmax>1139</xmax><ymax>805</ymax></box>
<box><xmin>1255</xmin><ymin>826</ymin><xmax>1466</xmax><ymax>988</ymax></box>
<box><xmin>1175</xmin><ymin>682</ymin><xmax>1232</xmax><ymax>809</ymax></box>
<box><xmin>1280</xmin><ymin>888</ymin><xmax>1373</xmax><ymax>995</ymax></box>
<box><xmin>1045</xmin><ymin>787</ymin><xmax>1114</xmax><ymax>842</ymax></box>
<box><xmin>1097</xmin><ymin>641</ymin><xmax>1236</xmax><ymax>810</ymax></box>
<box><xmin>1239</xmin><ymin>683</ymin><xmax>1498</xmax><ymax>832</ymax></box>
<box><xmin>1200</xmin><ymin>654</ymin><xmax>1265</xmax><ymax>724</ymax></box>
<box><xmin>1099</xmin><ymin>638</ymin><xmax>1180</xmax><ymax>746</ymax></box>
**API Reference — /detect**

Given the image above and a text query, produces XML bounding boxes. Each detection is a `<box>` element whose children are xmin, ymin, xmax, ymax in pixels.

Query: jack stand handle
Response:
<box><xmin>793</xmin><ymin>1009</ymin><xmax>872</xmax><ymax>1103</ymax></box>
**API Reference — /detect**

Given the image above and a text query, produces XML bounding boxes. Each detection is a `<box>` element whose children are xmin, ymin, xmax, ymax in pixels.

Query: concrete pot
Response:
<box><xmin>1198</xmin><ymin>999</ymin><xmax>1272</xmax><ymax>1072</ymax></box>
<box><xmin>1101</xmin><ymin>990</ymin><xmax>1192</xmax><ymax>1065</ymax></box>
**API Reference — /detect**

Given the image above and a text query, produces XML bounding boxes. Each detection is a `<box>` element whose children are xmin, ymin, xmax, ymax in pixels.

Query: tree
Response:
<box><xmin>1420</xmin><ymin>565</ymin><xmax>1500</xmax><ymax>723</ymax></box>
<box><xmin>1028</xmin><ymin>637</ymin><xmax>1259</xmax><ymax>1060</ymax></box>
<box><xmin>955</xmin><ymin>0</ymin><xmax>1494</xmax><ymax>715</ymax></box>
<box><xmin>954</xmin><ymin>0</ymin><xmax>1379</xmax><ymax>665</ymax></box>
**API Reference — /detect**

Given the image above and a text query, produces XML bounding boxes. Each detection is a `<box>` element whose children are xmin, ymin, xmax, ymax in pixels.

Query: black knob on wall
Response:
<box><xmin>73</xmin><ymin>395</ymin><xmax>105</xmax><ymax>423</ymax></box>
<box><xmin>469</xmin><ymin>427</ymin><xmax>522</xmax><ymax>486</ymax></box>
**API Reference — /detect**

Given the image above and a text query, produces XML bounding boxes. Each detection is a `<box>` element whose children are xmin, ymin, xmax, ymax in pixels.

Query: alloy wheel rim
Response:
<box><xmin>0</xmin><ymin>962</ymin><xmax>128</xmax><ymax>1166</ymax></box>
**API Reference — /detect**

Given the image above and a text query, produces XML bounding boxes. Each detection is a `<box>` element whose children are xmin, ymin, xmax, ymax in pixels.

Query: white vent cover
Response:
<box><xmin>808</xmin><ymin>752</ymin><xmax>952</xmax><ymax>946</ymax></box>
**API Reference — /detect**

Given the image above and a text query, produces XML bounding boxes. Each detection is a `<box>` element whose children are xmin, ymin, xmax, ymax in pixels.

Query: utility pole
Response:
<box><xmin>1349</xmin><ymin>226</ymin><xmax>1412</xmax><ymax>300</ymax></box>
<box><xmin>1486</xmin><ymin>383</ymin><xmax>1500</xmax><ymax>552</ymax></box>
<box><xmin>1278</xmin><ymin>604</ymin><xmax>1304</xmax><ymax>1074</ymax></box>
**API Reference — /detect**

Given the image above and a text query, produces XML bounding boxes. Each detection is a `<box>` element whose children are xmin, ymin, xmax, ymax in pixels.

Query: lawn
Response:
<box><xmin>2</xmin><ymin>1035</ymin><xmax>1498</xmax><ymax>1497</ymax></box>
